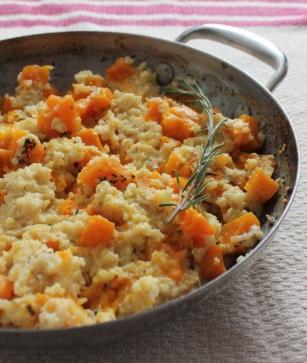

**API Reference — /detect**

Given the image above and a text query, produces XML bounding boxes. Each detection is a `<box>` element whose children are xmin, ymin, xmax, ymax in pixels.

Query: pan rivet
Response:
<box><xmin>156</xmin><ymin>63</ymin><xmax>175</xmax><ymax>86</ymax></box>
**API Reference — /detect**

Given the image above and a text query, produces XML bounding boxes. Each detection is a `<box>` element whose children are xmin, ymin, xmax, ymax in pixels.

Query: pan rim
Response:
<box><xmin>0</xmin><ymin>30</ymin><xmax>300</xmax><ymax>339</ymax></box>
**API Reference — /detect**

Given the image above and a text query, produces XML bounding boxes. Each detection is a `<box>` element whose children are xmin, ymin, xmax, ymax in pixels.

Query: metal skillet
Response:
<box><xmin>0</xmin><ymin>24</ymin><xmax>299</xmax><ymax>347</ymax></box>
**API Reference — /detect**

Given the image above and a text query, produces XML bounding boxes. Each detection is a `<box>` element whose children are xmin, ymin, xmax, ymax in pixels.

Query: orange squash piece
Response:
<box><xmin>179</xmin><ymin>158</ymin><xmax>196</xmax><ymax>178</ymax></box>
<box><xmin>51</xmin><ymin>172</ymin><xmax>67</xmax><ymax>193</ymax></box>
<box><xmin>212</xmin><ymin>154</ymin><xmax>232</xmax><ymax>169</ymax></box>
<box><xmin>77</xmin><ymin>156</ymin><xmax>129</xmax><ymax>190</ymax></box>
<box><xmin>58</xmin><ymin>198</ymin><xmax>78</xmax><ymax>216</ymax></box>
<box><xmin>46</xmin><ymin>239</ymin><xmax>60</xmax><ymax>251</ymax></box>
<box><xmin>0</xmin><ymin>129</ymin><xmax>45</xmax><ymax>170</ymax></box>
<box><xmin>160</xmin><ymin>135</ymin><xmax>179</xmax><ymax>147</ymax></box>
<box><xmin>79</xmin><ymin>215</ymin><xmax>114</xmax><ymax>247</ymax></box>
<box><xmin>76</xmin><ymin>88</ymin><xmax>112</xmax><ymax>120</ymax></box>
<box><xmin>145</xmin><ymin>99</ymin><xmax>164</xmax><ymax>123</ymax></box>
<box><xmin>57</xmin><ymin>249</ymin><xmax>72</xmax><ymax>263</ymax></box>
<box><xmin>21</xmin><ymin>65</ymin><xmax>52</xmax><ymax>83</ymax></box>
<box><xmin>164</xmin><ymin>151</ymin><xmax>195</xmax><ymax>178</ymax></box>
<box><xmin>8</xmin><ymin>129</ymin><xmax>28</xmax><ymax>156</ymax></box>
<box><xmin>221</xmin><ymin>212</ymin><xmax>260</xmax><ymax>244</ymax></box>
<box><xmin>26</xmin><ymin>139</ymin><xmax>45</xmax><ymax>164</ymax></box>
<box><xmin>240</xmin><ymin>114</ymin><xmax>262</xmax><ymax>151</ymax></box>
<box><xmin>240</xmin><ymin>114</ymin><xmax>259</xmax><ymax>135</ymax></box>
<box><xmin>35</xmin><ymin>293</ymin><xmax>48</xmax><ymax>308</ymax></box>
<box><xmin>161</xmin><ymin>106</ymin><xmax>198</xmax><ymax>141</ymax></box>
<box><xmin>171</xmin><ymin>105</ymin><xmax>200</xmax><ymax>124</ymax></box>
<box><xmin>164</xmin><ymin>152</ymin><xmax>184</xmax><ymax>175</ymax></box>
<box><xmin>74</xmin><ymin>128</ymin><xmax>103</xmax><ymax>149</ymax></box>
<box><xmin>81</xmin><ymin>73</ymin><xmax>105</xmax><ymax>87</ymax></box>
<box><xmin>0</xmin><ymin>275</ymin><xmax>14</xmax><ymax>300</ymax></box>
<box><xmin>82</xmin><ymin>276</ymin><xmax>130</xmax><ymax>310</ymax></box>
<box><xmin>106</xmin><ymin>58</ymin><xmax>135</xmax><ymax>82</ymax></box>
<box><xmin>179</xmin><ymin>208</ymin><xmax>215</xmax><ymax>242</ymax></box>
<box><xmin>0</xmin><ymin>190</ymin><xmax>5</xmax><ymax>205</ymax></box>
<box><xmin>136</xmin><ymin>171</ymin><xmax>162</xmax><ymax>189</ymax></box>
<box><xmin>0</xmin><ymin>130</ymin><xmax>11</xmax><ymax>150</ymax></box>
<box><xmin>171</xmin><ymin>176</ymin><xmax>188</xmax><ymax>193</ymax></box>
<box><xmin>0</xmin><ymin>149</ymin><xmax>11</xmax><ymax>176</ymax></box>
<box><xmin>244</xmin><ymin>168</ymin><xmax>279</xmax><ymax>203</ymax></box>
<box><xmin>201</xmin><ymin>245</ymin><xmax>226</xmax><ymax>281</ymax></box>
<box><xmin>84</xmin><ymin>203</ymin><xmax>96</xmax><ymax>216</ymax></box>
<box><xmin>79</xmin><ymin>148</ymin><xmax>102</xmax><ymax>168</ymax></box>
<box><xmin>37</xmin><ymin>94</ymin><xmax>81</xmax><ymax>137</ymax></box>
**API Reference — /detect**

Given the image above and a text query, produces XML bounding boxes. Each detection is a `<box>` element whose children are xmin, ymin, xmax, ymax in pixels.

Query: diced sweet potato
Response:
<box><xmin>21</xmin><ymin>65</ymin><xmax>52</xmax><ymax>83</ymax></box>
<box><xmin>0</xmin><ymin>129</ymin><xmax>45</xmax><ymax>170</ymax></box>
<box><xmin>0</xmin><ymin>275</ymin><xmax>14</xmax><ymax>300</ymax></box>
<box><xmin>82</xmin><ymin>276</ymin><xmax>130</xmax><ymax>310</ymax></box>
<box><xmin>79</xmin><ymin>215</ymin><xmax>114</xmax><ymax>247</ymax></box>
<box><xmin>201</xmin><ymin>245</ymin><xmax>226</xmax><ymax>281</ymax></box>
<box><xmin>0</xmin><ymin>130</ymin><xmax>11</xmax><ymax>150</ymax></box>
<box><xmin>74</xmin><ymin>128</ymin><xmax>103</xmax><ymax>150</ymax></box>
<box><xmin>226</xmin><ymin>126</ymin><xmax>251</xmax><ymax>146</ymax></box>
<box><xmin>170</xmin><ymin>105</ymin><xmax>201</xmax><ymax>124</ymax></box>
<box><xmin>28</xmin><ymin>141</ymin><xmax>45</xmax><ymax>163</ymax></box>
<box><xmin>244</xmin><ymin>168</ymin><xmax>279</xmax><ymax>203</ymax></box>
<box><xmin>171</xmin><ymin>176</ymin><xmax>188</xmax><ymax>193</ymax></box>
<box><xmin>8</xmin><ymin>129</ymin><xmax>28</xmax><ymax>156</ymax></box>
<box><xmin>38</xmin><ymin>94</ymin><xmax>81</xmax><ymax>137</ymax></box>
<box><xmin>136</xmin><ymin>171</ymin><xmax>163</xmax><ymax>189</ymax></box>
<box><xmin>161</xmin><ymin>106</ymin><xmax>199</xmax><ymax>141</ymax></box>
<box><xmin>160</xmin><ymin>135</ymin><xmax>181</xmax><ymax>147</ymax></box>
<box><xmin>0</xmin><ymin>149</ymin><xmax>11</xmax><ymax>176</ymax></box>
<box><xmin>80</xmin><ymin>73</ymin><xmax>105</xmax><ymax>87</ymax></box>
<box><xmin>0</xmin><ymin>190</ymin><xmax>5</xmax><ymax>205</ymax></box>
<box><xmin>46</xmin><ymin>240</ymin><xmax>60</xmax><ymax>251</ymax></box>
<box><xmin>51</xmin><ymin>172</ymin><xmax>68</xmax><ymax>193</ymax></box>
<box><xmin>58</xmin><ymin>198</ymin><xmax>78</xmax><ymax>216</ymax></box>
<box><xmin>179</xmin><ymin>208</ymin><xmax>215</xmax><ymax>245</ymax></box>
<box><xmin>77</xmin><ymin>156</ymin><xmax>129</xmax><ymax>190</ymax></box>
<box><xmin>35</xmin><ymin>293</ymin><xmax>48</xmax><ymax>309</ymax></box>
<box><xmin>79</xmin><ymin>149</ymin><xmax>102</xmax><ymax>168</ymax></box>
<box><xmin>212</xmin><ymin>154</ymin><xmax>232</xmax><ymax>169</ymax></box>
<box><xmin>76</xmin><ymin>88</ymin><xmax>112</xmax><ymax>121</ymax></box>
<box><xmin>164</xmin><ymin>152</ymin><xmax>184</xmax><ymax>175</ymax></box>
<box><xmin>221</xmin><ymin>212</ymin><xmax>260</xmax><ymax>244</ymax></box>
<box><xmin>106</xmin><ymin>58</ymin><xmax>135</xmax><ymax>82</ymax></box>
<box><xmin>240</xmin><ymin>114</ymin><xmax>259</xmax><ymax>135</ymax></box>
<box><xmin>145</xmin><ymin>99</ymin><xmax>164</xmax><ymax>123</ymax></box>
<box><xmin>57</xmin><ymin>250</ymin><xmax>72</xmax><ymax>264</ymax></box>
<box><xmin>163</xmin><ymin>151</ymin><xmax>195</xmax><ymax>178</ymax></box>
<box><xmin>240</xmin><ymin>114</ymin><xmax>262</xmax><ymax>151</ymax></box>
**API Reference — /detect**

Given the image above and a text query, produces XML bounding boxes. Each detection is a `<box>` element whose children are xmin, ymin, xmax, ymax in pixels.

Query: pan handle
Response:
<box><xmin>175</xmin><ymin>24</ymin><xmax>287</xmax><ymax>92</ymax></box>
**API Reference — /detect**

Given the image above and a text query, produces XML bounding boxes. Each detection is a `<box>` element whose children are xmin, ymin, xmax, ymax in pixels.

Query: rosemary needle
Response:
<box><xmin>159</xmin><ymin>79</ymin><xmax>226</xmax><ymax>223</ymax></box>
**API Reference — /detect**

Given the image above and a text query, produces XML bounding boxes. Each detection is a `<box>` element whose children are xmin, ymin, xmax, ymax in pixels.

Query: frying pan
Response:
<box><xmin>0</xmin><ymin>24</ymin><xmax>299</xmax><ymax>347</ymax></box>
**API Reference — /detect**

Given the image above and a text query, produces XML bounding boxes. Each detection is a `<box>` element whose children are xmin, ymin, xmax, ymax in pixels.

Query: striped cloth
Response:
<box><xmin>0</xmin><ymin>0</ymin><xmax>307</xmax><ymax>29</ymax></box>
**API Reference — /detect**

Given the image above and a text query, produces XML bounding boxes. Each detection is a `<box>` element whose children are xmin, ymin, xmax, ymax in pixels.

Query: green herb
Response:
<box><xmin>159</xmin><ymin>80</ymin><xmax>226</xmax><ymax>223</ymax></box>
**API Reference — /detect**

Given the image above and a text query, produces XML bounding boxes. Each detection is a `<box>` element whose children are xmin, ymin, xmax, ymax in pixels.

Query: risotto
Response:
<box><xmin>0</xmin><ymin>58</ymin><xmax>279</xmax><ymax>329</ymax></box>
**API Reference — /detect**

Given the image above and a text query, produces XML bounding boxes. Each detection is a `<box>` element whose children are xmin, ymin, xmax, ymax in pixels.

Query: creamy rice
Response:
<box><xmin>0</xmin><ymin>59</ymin><xmax>279</xmax><ymax>329</ymax></box>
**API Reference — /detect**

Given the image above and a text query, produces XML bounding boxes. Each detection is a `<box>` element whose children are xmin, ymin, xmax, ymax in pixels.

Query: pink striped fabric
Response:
<box><xmin>0</xmin><ymin>0</ymin><xmax>306</xmax><ymax>28</ymax></box>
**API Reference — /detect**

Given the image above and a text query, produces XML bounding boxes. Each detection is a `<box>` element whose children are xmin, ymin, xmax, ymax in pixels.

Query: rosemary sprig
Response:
<box><xmin>159</xmin><ymin>79</ymin><xmax>226</xmax><ymax>223</ymax></box>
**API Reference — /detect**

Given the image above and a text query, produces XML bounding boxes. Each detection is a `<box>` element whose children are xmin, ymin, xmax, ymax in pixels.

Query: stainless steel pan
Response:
<box><xmin>0</xmin><ymin>24</ymin><xmax>299</xmax><ymax>347</ymax></box>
